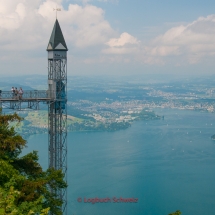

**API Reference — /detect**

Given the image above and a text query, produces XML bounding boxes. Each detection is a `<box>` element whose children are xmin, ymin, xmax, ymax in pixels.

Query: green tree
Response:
<box><xmin>0</xmin><ymin>186</ymin><xmax>49</xmax><ymax>215</ymax></box>
<box><xmin>168</xmin><ymin>210</ymin><xmax>182</xmax><ymax>215</ymax></box>
<box><xmin>0</xmin><ymin>109</ymin><xmax>67</xmax><ymax>215</ymax></box>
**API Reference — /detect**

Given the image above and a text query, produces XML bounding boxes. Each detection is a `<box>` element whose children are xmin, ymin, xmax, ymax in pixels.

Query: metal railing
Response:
<box><xmin>0</xmin><ymin>90</ymin><xmax>53</xmax><ymax>100</ymax></box>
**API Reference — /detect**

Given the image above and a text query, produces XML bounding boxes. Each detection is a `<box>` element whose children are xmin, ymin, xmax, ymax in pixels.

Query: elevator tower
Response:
<box><xmin>47</xmin><ymin>19</ymin><xmax>68</xmax><ymax>214</ymax></box>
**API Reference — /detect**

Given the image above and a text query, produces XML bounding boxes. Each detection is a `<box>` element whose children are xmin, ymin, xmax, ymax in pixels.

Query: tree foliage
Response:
<box><xmin>0</xmin><ymin>109</ymin><xmax>67</xmax><ymax>215</ymax></box>
<box><xmin>0</xmin><ymin>186</ymin><xmax>49</xmax><ymax>215</ymax></box>
<box><xmin>168</xmin><ymin>210</ymin><xmax>182</xmax><ymax>215</ymax></box>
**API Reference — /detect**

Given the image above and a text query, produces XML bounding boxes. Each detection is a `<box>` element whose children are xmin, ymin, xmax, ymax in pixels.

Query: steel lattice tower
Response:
<box><xmin>47</xmin><ymin>19</ymin><xmax>68</xmax><ymax>215</ymax></box>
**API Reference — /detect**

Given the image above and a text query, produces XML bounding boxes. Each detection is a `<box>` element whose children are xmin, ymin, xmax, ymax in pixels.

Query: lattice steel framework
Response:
<box><xmin>0</xmin><ymin>90</ymin><xmax>52</xmax><ymax>110</ymax></box>
<box><xmin>46</xmin><ymin>18</ymin><xmax>68</xmax><ymax>215</ymax></box>
<box><xmin>48</xmin><ymin>56</ymin><xmax>67</xmax><ymax>214</ymax></box>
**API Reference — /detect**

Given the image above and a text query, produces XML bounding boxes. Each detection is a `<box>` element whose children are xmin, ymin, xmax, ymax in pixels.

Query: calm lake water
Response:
<box><xmin>23</xmin><ymin>109</ymin><xmax>215</xmax><ymax>215</ymax></box>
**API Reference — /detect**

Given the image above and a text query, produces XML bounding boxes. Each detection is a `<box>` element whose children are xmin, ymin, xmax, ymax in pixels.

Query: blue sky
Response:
<box><xmin>88</xmin><ymin>0</ymin><xmax>214</xmax><ymax>25</ymax></box>
<box><xmin>1</xmin><ymin>0</ymin><xmax>215</xmax><ymax>77</ymax></box>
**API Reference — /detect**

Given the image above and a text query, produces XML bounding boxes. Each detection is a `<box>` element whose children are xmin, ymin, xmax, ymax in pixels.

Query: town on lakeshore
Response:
<box><xmin>1</xmin><ymin>75</ymin><xmax>215</xmax><ymax>138</ymax></box>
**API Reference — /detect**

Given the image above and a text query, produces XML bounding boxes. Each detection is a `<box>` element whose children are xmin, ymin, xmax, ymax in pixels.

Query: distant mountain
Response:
<box><xmin>0</xmin><ymin>75</ymin><xmax>47</xmax><ymax>91</ymax></box>
<box><xmin>0</xmin><ymin>82</ymin><xmax>34</xmax><ymax>91</ymax></box>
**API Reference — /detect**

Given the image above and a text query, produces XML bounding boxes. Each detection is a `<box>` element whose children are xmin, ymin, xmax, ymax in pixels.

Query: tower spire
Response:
<box><xmin>47</xmin><ymin>19</ymin><xmax>68</xmax><ymax>51</ymax></box>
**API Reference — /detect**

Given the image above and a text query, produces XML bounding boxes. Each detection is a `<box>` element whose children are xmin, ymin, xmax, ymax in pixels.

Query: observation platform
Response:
<box><xmin>0</xmin><ymin>90</ymin><xmax>52</xmax><ymax>101</ymax></box>
<box><xmin>0</xmin><ymin>90</ymin><xmax>55</xmax><ymax>110</ymax></box>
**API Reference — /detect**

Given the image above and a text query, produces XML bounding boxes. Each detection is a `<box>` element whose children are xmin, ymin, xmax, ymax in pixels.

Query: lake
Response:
<box><xmin>23</xmin><ymin>109</ymin><xmax>215</xmax><ymax>215</ymax></box>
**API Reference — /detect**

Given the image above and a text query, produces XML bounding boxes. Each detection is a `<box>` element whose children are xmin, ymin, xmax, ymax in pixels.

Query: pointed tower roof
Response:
<box><xmin>47</xmin><ymin>19</ymin><xmax>68</xmax><ymax>51</ymax></box>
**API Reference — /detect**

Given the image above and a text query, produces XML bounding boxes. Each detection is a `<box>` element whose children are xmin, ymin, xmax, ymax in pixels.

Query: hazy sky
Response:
<box><xmin>1</xmin><ymin>0</ymin><xmax>215</xmax><ymax>77</ymax></box>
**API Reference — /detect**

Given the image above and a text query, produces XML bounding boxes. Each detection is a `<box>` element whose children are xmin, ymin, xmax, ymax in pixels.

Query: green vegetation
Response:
<box><xmin>67</xmin><ymin>107</ymin><xmax>95</xmax><ymax>121</ymax></box>
<box><xmin>132</xmin><ymin>109</ymin><xmax>162</xmax><ymax>120</ymax></box>
<box><xmin>168</xmin><ymin>210</ymin><xmax>181</xmax><ymax>215</ymax></box>
<box><xmin>211</xmin><ymin>134</ymin><xmax>215</xmax><ymax>140</ymax></box>
<box><xmin>68</xmin><ymin>121</ymin><xmax>130</xmax><ymax>132</ymax></box>
<box><xmin>14</xmin><ymin>111</ymin><xmax>131</xmax><ymax>136</ymax></box>
<box><xmin>0</xmin><ymin>186</ymin><xmax>49</xmax><ymax>215</ymax></box>
<box><xmin>12</xmin><ymin>107</ymin><xmax>162</xmax><ymax>137</ymax></box>
<box><xmin>25</xmin><ymin>111</ymin><xmax>48</xmax><ymax>127</ymax></box>
<box><xmin>0</xmin><ymin>109</ymin><xmax>67</xmax><ymax>215</ymax></box>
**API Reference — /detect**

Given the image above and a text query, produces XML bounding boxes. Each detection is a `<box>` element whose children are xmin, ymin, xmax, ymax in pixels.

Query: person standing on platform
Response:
<box><xmin>11</xmin><ymin>87</ymin><xmax>15</xmax><ymax>98</ymax></box>
<box><xmin>19</xmin><ymin>87</ymin><xmax>23</xmax><ymax>99</ymax></box>
<box><xmin>14</xmin><ymin>87</ymin><xmax>18</xmax><ymax>99</ymax></box>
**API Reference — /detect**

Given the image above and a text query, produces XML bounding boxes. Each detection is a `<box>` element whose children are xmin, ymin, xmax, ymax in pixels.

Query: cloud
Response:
<box><xmin>75</xmin><ymin>0</ymin><xmax>118</xmax><ymax>4</ymax></box>
<box><xmin>106</xmin><ymin>32</ymin><xmax>139</xmax><ymax>47</ymax></box>
<box><xmin>64</xmin><ymin>4</ymin><xmax>115</xmax><ymax>47</ymax></box>
<box><xmin>103</xmin><ymin>32</ymin><xmax>139</xmax><ymax>54</ymax></box>
<box><xmin>0</xmin><ymin>0</ymin><xmax>115</xmax><ymax>52</ymax></box>
<box><xmin>102</xmin><ymin>47</ymin><xmax>138</xmax><ymax>55</ymax></box>
<box><xmin>0</xmin><ymin>0</ymin><xmax>128</xmax><ymax>76</ymax></box>
<box><xmin>0</xmin><ymin>0</ymin><xmax>27</xmax><ymax>30</ymax></box>
<box><xmin>101</xmin><ymin>14</ymin><xmax>215</xmax><ymax>65</ymax></box>
<box><xmin>146</xmin><ymin>14</ymin><xmax>215</xmax><ymax>64</ymax></box>
<box><xmin>1</xmin><ymin>1</ymin><xmax>215</xmax><ymax>76</ymax></box>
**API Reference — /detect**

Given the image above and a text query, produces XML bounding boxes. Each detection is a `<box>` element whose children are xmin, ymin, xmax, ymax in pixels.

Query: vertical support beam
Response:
<box><xmin>10</xmin><ymin>101</ymin><xmax>21</xmax><ymax>110</ymax></box>
<box><xmin>48</xmin><ymin>57</ymin><xmax>67</xmax><ymax>215</ymax></box>
<box><xmin>28</xmin><ymin>101</ymin><xmax>40</xmax><ymax>110</ymax></box>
